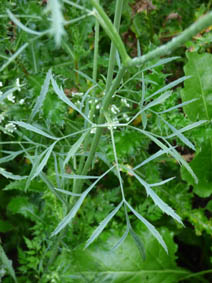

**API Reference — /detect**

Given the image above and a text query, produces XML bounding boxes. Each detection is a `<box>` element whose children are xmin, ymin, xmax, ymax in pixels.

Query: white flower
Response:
<box><xmin>16</xmin><ymin>78</ymin><xmax>21</xmax><ymax>91</ymax></box>
<box><xmin>7</xmin><ymin>92</ymin><xmax>15</xmax><ymax>103</ymax></box>
<box><xmin>121</xmin><ymin>98</ymin><xmax>130</xmax><ymax>107</ymax></box>
<box><xmin>90</xmin><ymin>127</ymin><xmax>96</xmax><ymax>134</ymax></box>
<box><xmin>19</xmin><ymin>99</ymin><xmax>25</xmax><ymax>105</ymax></box>
<box><xmin>96</xmin><ymin>104</ymin><xmax>100</xmax><ymax>109</ymax></box>
<box><xmin>5</xmin><ymin>122</ymin><xmax>17</xmax><ymax>133</ymax></box>
<box><xmin>111</xmin><ymin>105</ymin><xmax>120</xmax><ymax>114</ymax></box>
<box><xmin>0</xmin><ymin>81</ymin><xmax>3</xmax><ymax>87</ymax></box>
<box><xmin>0</xmin><ymin>114</ymin><xmax>5</xmax><ymax>123</ymax></box>
<box><xmin>0</xmin><ymin>90</ymin><xmax>3</xmax><ymax>95</ymax></box>
<box><xmin>123</xmin><ymin>113</ymin><xmax>130</xmax><ymax>121</ymax></box>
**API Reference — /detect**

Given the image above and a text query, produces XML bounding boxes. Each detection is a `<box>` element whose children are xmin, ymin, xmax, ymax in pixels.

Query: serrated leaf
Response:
<box><xmin>51</xmin><ymin>75</ymin><xmax>92</xmax><ymax>124</ymax></box>
<box><xmin>30</xmin><ymin>69</ymin><xmax>52</xmax><ymax>121</ymax></box>
<box><xmin>147</xmin><ymin>76</ymin><xmax>190</xmax><ymax>100</ymax></box>
<box><xmin>125</xmin><ymin>201</ymin><xmax>168</xmax><ymax>253</ymax></box>
<box><xmin>161</xmin><ymin>118</ymin><xmax>195</xmax><ymax>151</ymax></box>
<box><xmin>14</xmin><ymin>121</ymin><xmax>58</xmax><ymax>140</ymax></box>
<box><xmin>0</xmin><ymin>244</ymin><xmax>17</xmax><ymax>283</ymax></box>
<box><xmin>125</xmin><ymin>167</ymin><xmax>182</xmax><ymax>225</ymax></box>
<box><xmin>85</xmin><ymin>201</ymin><xmax>123</xmax><ymax>249</ymax></box>
<box><xmin>130</xmin><ymin>126</ymin><xmax>198</xmax><ymax>184</ymax></box>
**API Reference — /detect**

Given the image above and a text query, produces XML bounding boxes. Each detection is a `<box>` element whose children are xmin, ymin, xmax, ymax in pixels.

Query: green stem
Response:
<box><xmin>92</xmin><ymin>0</ymin><xmax>100</xmax><ymax>82</ymax></box>
<box><xmin>73</xmin><ymin>0</ymin><xmax>124</xmax><ymax>194</ymax></box>
<box><xmin>91</xmin><ymin>0</ymin><xmax>130</xmax><ymax>65</ymax></box>
<box><xmin>73</xmin><ymin>65</ymin><xmax>126</xmax><ymax>193</ymax></box>
<box><xmin>128</xmin><ymin>11</ymin><xmax>212</xmax><ymax>67</ymax></box>
<box><xmin>105</xmin><ymin>0</ymin><xmax>124</xmax><ymax>92</ymax></box>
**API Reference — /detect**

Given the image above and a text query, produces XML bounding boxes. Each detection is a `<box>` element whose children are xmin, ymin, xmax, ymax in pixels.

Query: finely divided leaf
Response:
<box><xmin>51</xmin><ymin>166</ymin><xmax>114</xmax><ymax>236</ymax></box>
<box><xmin>85</xmin><ymin>201</ymin><xmax>123</xmax><ymax>249</ymax></box>
<box><xmin>63</xmin><ymin>131</ymin><xmax>87</xmax><ymax>167</ymax></box>
<box><xmin>125</xmin><ymin>201</ymin><xmax>168</xmax><ymax>253</ymax></box>
<box><xmin>125</xmin><ymin>167</ymin><xmax>182</xmax><ymax>224</ymax></box>
<box><xmin>31</xmin><ymin>142</ymin><xmax>56</xmax><ymax>179</ymax></box>
<box><xmin>14</xmin><ymin>121</ymin><xmax>58</xmax><ymax>140</ymax></box>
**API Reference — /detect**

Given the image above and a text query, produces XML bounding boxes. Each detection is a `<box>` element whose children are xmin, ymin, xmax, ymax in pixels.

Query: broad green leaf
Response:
<box><xmin>14</xmin><ymin>121</ymin><xmax>58</xmax><ymax>140</ymax></box>
<box><xmin>67</xmin><ymin>228</ymin><xmax>188</xmax><ymax>283</ymax></box>
<box><xmin>0</xmin><ymin>244</ymin><xmax>17</xmax><ymax>283</ymax></box>
<box><xmin>181</xmin><ymin>52</ymin><xmax>212</xmax><ymax>121</ymax></box>
<box><xmin>51</xmin><ymin>166</ymin><xmax>114</xmax><ymax>236</ymax></box>
<box><xmin>85</xmin><ymin>201</ymin><xmax>123</xmax><ymax>249</ymax></box>
<box><xmin>125</xmin><ymin>201</ymin><xmax>168</xmax><ymax>253</ymax></box>
<box><xmin>63</xmin><ymin>131</ymin><xmax>87</xmax><ymax>167</ymax></box>
<box><xmin>30</xmin><ymin>69</ymin><xmax>52</xmax><ymax>121</ymax></box>
<box><xmin>181</xmin><ymin>141</ymin><xmax>212</xmax><ymax>197</ymax></box>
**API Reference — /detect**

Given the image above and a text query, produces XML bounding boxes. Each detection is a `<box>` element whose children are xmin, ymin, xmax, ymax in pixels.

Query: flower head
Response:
<box><xmin>5</xmin><ymin>122</ymin><xmax>17</xmax><ymax>133</ymax></box>
<box><xmin>7</xmin><ymin>92</ymin><xmax>15</xmax><ymax>103</ymax></box>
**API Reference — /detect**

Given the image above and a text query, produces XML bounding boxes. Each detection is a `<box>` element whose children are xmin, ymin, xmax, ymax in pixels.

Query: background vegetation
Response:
<box><xmin>0</xmin><ymin>0</ymin><xmax>212</xmax><ymax>282</ymax></box>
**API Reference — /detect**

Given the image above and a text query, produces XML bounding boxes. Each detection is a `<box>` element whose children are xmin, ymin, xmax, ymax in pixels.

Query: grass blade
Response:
<box><xmin>85</xmin><ymin>201</ymin><xmax>123</xmax><ymax>249</ymax></box>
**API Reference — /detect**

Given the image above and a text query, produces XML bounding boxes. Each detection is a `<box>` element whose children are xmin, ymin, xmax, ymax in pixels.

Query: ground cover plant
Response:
<box><xmin>0</xmin><ymin>0</ymin><xmax>212</xmax><ymax>282</ymax></box>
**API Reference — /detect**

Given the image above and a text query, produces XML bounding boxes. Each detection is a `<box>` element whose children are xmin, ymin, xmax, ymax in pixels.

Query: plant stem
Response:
<box><xmin>73</xmin><ymin>65</ymin><xmax>126</xmax><ymax>194</ymax></box>
<box><xmin>91</xmin><ymin>0</ymin><xmax>130</xmax><ymax>65</ymax></box>
<box><xmin>128</xmin><ymin>11</ymin><xmax>212</xmax><ymax>67</ymax></box>
<box><xmin>105</xmin><ymin>0</ymin><xmax>124</xmax><ymax>92</ymax></box>
<box><xmin>73</xmin><ymin>0</ymin><xmax>124</xmax><ymax>194</ymax></box>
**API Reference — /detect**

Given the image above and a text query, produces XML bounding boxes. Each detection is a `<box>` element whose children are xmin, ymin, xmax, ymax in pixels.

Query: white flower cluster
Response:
<box><xmin>5</xmin><ymin>122</ymin><xmax>17</xmax><ymax>133</ymax></box>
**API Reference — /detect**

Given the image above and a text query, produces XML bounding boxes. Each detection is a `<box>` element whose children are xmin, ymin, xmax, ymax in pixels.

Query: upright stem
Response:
<box><xmin>72</xmin><ymin>0</ymin><xmax>124</xmax><ymax>194</ymax></box>
<box><xmin>73</xmin><ymin>65</ymin><xmax>126</xmax><ymax>194</ymax></box>
<box><xmin>105</xmin><ymin>0</ymin><xmax>124</xmax><ymax>92</ymax></box>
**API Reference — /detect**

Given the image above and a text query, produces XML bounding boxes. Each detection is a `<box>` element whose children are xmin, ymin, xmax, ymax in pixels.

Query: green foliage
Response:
<box><xmin>1</xmin><ymin>0</ymin><xmax>212</xmax><ymax>282</ymax></box>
